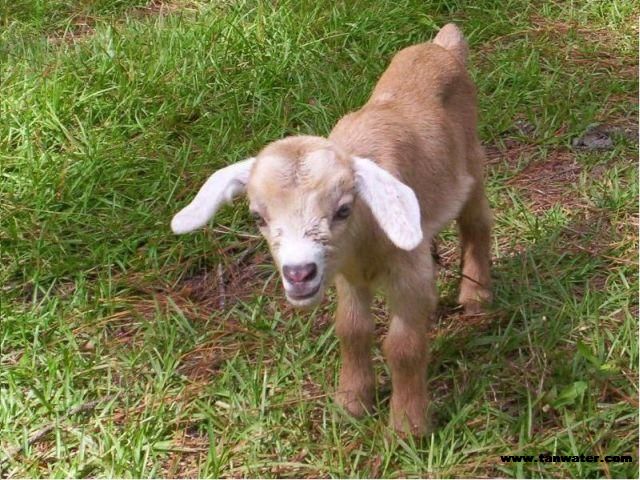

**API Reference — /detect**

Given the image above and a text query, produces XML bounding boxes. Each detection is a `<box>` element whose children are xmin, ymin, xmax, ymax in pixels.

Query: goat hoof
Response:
<box><xmin>389</xmin><ymin>397</ymin><xmax>430</xmax><ymax>437</ymax></box>
<box><xmin>334</xmin><ymin>390</ymin><xmax>373</xmax><ymax>417</ymax></box>
<box><xmin>461</xmin><ymin>299</ymin><xmax>483</xmax><ymax>315</ymax></box>
<box><xmin>390</xmin><ymin>415</ymin><xmax>429</xmax><ymax>438</ymax></box>
<box><xmin>459</xmin><ymin>287</ymin><xmax>492</xmax><ymax>314</ymax></box>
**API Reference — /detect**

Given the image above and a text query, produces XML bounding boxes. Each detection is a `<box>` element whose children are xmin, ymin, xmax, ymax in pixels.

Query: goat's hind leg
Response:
<box><xmin>457</xmin><ymin>183</ymin><xmax>493</xmax><ymax>314</ymax></box>
<box><xmin>334</xmin><ymin>275</ymin><xmax>375</xmax><ymax>417</ymax></box>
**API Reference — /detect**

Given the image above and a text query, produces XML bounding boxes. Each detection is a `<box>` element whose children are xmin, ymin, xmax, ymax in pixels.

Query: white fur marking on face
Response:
<box><xmin>274</xmin><ymin>231</ymin><xmax>326</xmax><ymax>307</ymax></box>
<box><xmin>276</xmin><ymin>233</ymin><xmax>325</xmax><ymax>296</ymax></box>
<box><xmin>277</xmin><ymin>235</ymin><xmax>325</xmax><ymax>272</ymax></box>
<box><xmin>171</xmin><ymin>158</ymin><xmax>255</xmax><ymax>234</ymax></box>
<box><xmin>352</xmin><ymin>156</ymin><xmax>423</xmax><ymax>251</ymax></box>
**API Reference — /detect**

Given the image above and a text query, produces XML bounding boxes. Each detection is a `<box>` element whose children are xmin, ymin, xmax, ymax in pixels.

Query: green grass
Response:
<box><xmin>1</xmin><ymin>0</ymin><xmax>638</xmax><ymax>477</ymax></box>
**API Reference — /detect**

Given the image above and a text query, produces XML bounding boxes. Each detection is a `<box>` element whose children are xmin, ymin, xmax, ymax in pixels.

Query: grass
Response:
<box><xmin>1</xmin><ymin>0</ymin><xmax>638</xmax><ymax>477</ymax></box>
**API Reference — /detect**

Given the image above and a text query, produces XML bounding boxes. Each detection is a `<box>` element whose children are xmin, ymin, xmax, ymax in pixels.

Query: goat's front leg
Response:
<box><xmin>334</xmin><ymin>275</ymin><xmax>375</xmax><ymax>417</ymax></box>
<box><xmin>383</xmin><ymin>249</ymin><xmax>436</xmax><ymax>436</ymax></box>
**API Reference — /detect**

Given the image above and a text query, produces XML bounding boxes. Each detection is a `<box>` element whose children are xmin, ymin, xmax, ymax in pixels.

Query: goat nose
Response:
<box><xmin>283</xmin><ymin>263</ymin><xmax>317</xmax><ymax>283</ymax></box>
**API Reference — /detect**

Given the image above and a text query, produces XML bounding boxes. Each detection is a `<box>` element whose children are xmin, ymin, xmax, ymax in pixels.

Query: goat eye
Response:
<box><xmin>251</xmin><ymin>211</ymin><xmax>266</xmax><ymax>227</ymax></box>
<box><xmin>334</xmin><ymin>204</ymin><xmax>352</xmax><ymax>221</ymax></box>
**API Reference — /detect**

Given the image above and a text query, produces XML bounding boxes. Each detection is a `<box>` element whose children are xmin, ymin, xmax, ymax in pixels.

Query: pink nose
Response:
<box><xmin>283</xmin><ymin>263</ymin><xmax>317</xmax><ymax>283</ymax></box>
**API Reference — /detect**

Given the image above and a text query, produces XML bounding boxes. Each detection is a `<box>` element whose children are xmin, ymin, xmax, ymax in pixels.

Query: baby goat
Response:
<box><xmin>171</xmin><ymin>24</ymin><xmax>492</xmax><ymax>436</ymax></box>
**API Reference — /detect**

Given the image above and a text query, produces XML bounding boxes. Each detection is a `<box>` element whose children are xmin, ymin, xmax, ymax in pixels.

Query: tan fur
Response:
<box><xmin>238</xmin><ymin>24</ymin><xmax>491</xmax><ymax>435</ymax></box>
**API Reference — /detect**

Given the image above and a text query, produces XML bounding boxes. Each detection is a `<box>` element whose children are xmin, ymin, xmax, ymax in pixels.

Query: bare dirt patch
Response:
<box><xmin>560</xmin><ymin>208</ymin><xmax>638</xmax><ymax>271</ymax></box>
<box><xmin>47</xmin><ymin>0</ymin><xmax>197</xmax><ymax>45</ymax></box>
<box><xmin>100</xmin><ymin>243</ymin><xmax>278</xmax><ymax>370</ymax></box>
<box><xmin>121</xmin><ymin>247</ymin><xmax>274</xmax><ymax>323</ymax></box>
<box><xmin>177</xmin><ymin>325</ymin><xmax>260</xmax><ymax>381</ymax></box>
<box><xmin>529</xmin><ymin>14</ymin><xmax>638</xmax><ymax>58</ymax></box>
<box><xmin>484</xmin><ymin>139</ymin><xmax>538</xmax><ymax>169</ymax></box>
<box><xmin>523</xmin><ymin>15</ymin><xmax>639</xmax><ymax>80</ymax></box>
<box><xmin>47</xmin><ymin>16</ymin><xmax>96</xmax><ymax>45</ymax></box>
<box><xmin>131</xmin><ymin>0</ymin><xmax>194</xmax><ymax>16</ymax></box>
<box><xmin>507</xmin><ymin>149</ymin><xmax>583</xmax><ymax>210</ymax></box>
<box><xmin>159</xmin><ymin>427</ymin><xmax>208</xmax><ymax>478</ymax></box>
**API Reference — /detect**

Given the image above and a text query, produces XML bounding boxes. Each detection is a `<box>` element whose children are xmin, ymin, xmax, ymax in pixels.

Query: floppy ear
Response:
<box><xmin>171</xmin><ymin>158</ymin><xmax>255</xmax><ymax>234</ymax></box>
<box><xmin>352</xmin><ymin>156</ymin><xmax>423</xmax><ymax>250</ymax></box>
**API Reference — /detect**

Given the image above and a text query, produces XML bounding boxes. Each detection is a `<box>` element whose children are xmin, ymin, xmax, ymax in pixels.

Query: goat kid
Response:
<box><xmin>171</xmin><ymin>24</ymin><xmax>492</xmax><ymax>436</ymax></box>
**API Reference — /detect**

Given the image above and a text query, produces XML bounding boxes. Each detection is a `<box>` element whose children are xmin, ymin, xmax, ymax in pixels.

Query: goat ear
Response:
<box><xmin>352</xmin><ymin>156</ymin><xmax>423</xmax><ymax>250</ymax></box>
<box><xmin>171</xmin><ymin>158</ymin><xmax>255</xmax><ymax>234</ymax></box>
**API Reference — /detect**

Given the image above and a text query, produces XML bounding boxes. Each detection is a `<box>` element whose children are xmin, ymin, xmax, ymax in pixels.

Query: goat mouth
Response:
<box><xmin>286</xmin><ymin>282</ymin><xmax>322</xmax><ymax>301</ymax></box>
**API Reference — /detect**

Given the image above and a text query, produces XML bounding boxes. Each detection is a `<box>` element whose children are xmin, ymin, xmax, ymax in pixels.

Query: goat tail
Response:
<box><xmin>433</xmin><ymin>23</ymin><xmax>468</xmax><ymax>65</ymax></box>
